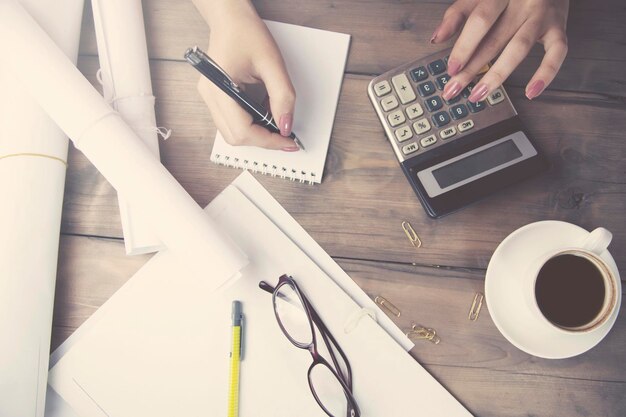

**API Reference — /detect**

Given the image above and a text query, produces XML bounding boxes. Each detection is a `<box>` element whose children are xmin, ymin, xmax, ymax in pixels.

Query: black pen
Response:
<box><xmin>184</xmin><ymin>46</ymin><xmax>305</xmax><ymax>151</ymax></box>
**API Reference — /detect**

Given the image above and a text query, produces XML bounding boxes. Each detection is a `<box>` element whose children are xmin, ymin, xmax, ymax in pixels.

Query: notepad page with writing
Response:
<box><xmin>210</xmin><ymin>21</ymin><xmax>350</xmax><ymax>184</ymax></box>
<box><xmin>48</xmin><ymin>184</ymin><xmax>472</xmax><ymax>417</ymax></box>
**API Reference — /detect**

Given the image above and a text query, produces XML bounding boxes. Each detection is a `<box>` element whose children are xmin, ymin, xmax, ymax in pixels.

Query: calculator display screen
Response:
<box><xmin>432</xmin><ymin>140</ymin><xmax>523</xmax><ymax>188</ymax></box>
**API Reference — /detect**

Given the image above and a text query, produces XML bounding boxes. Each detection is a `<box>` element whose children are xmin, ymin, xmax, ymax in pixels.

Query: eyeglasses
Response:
<box><xmin>259</xmin><ymin>275</ymin><xmax>361</xmax><ymax>417</ymax></box>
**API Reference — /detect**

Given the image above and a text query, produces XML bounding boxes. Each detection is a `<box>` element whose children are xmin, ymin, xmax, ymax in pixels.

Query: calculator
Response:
<box><xmin>368</xmin><ymin>48</ymin><xmax>547</xmax><ymax>218</ymax></box>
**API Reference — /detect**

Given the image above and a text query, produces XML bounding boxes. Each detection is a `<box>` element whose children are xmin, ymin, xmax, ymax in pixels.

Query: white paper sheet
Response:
<box><xmin>48</xmin><ymin>176</ymin><xmax>471</xmax><ymax>417</ymax></box>
<box><xmin>0</xmin><ymin>0</ymin><xmax>247</xmax><ymax>283</ymax></box>
<box><xmin>0</xmin><ymin>1</ymin><xmax>83</xmax><ymax>416</ymax></box>
<box><xmin>211</xmin><ymin>21</ymin><xmax>350</xmax><ymax>183</ymax></box>
<box><xmin>92</xmin><ymin>0</ymin><xmax>164</xmax><ymax>255</ymax></box>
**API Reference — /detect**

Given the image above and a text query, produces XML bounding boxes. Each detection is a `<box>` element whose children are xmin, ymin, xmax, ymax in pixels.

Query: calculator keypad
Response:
<box><xmin>368</xmin><ymin>48</ymin><xmax>517</xmax><ymax>163</ymax></box>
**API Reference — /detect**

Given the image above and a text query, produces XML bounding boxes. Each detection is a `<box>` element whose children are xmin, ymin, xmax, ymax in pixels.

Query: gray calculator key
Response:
<box><xmin>418</xmin><ymin>81</ymin><xmax>436</xmax><ymax>97</ymax></box>
<box><xmin>391</xmin><ymin>73</ymin><xmax>416</xmax><ymax>104</ymax></box>
<box><xmin>428</xmin><ymin>59</ymin><xmax>446</xmax><ymax>75</ymax></box>
<box><xmin>468</xmin><ymin>100</ymin><xmax>486</xmax><ymax>113</ymax></box>
<box><xmin>406</xmin><ymin>103</ymin><xmax>424</xmax><ymax>119</ymax></box>
<box><xmin>410</xmin><ymin>66</ymin><xmax>428</xmax><ymax>82</ymax></box>
<box><xmin>395</xmin><ymin>125</ymin><xmax>413</xmax><ymax>142</ymax></box>
<box><xmin>435</xmin><ymin>74</ymin><xmax>450</xmax><ymax>90</ymax></box>
<box><xmin>420</xmin><ymin>135</ymin><xmax>437</xmax><ymax>147</ymax></box>
<box><xmin>381</xmin><ymin>95</ymin><xmax>399</xmax><ymax>111</ymax></box>
<box><xmin>432</xmin><ymin>111</ymin><xmax>451</xmax><ymax>127</ymax></box>
<box><xmin>402</xmin><ymin>142</ymin><xmax>419</xmax><ymax>155</ymax></box>
<box><xmin>449</xmin><ymin>104</ymin><xmax>468</xmax><ymax>120</ymax></box>
<box><xmin>425</xmin><ymin>96</ymin><xmax>443</xmax><ymax>112</ymax></box>
<box><xmin>461</xmin><ymin>82</ymin><xmax>475</xmax><ymax>98</ymax></box>
<box><xmin>374</xmin><ymin>80</ymin><xmax>391</xmax><ymax>96</ymax></box>
<box><xmin>413</xmin><ymin>118</ymin><xmax>431</xmax><ymax>134</ymax></box>
<box><xmin>388</xmin><ymin>110</ymin><xmax>406</xmax><ymax>127</ymax></box>
<box><xmin>487</xmin><ymin>88</ymin><xmax>505</xmax><ymax>105</ymax></box>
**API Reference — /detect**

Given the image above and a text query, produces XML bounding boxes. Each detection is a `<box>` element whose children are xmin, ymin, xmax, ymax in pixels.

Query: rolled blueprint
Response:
<box><xmin>92</xmin><ymin>0</ymin><xmax>164</xmax><ymax>255</ymax></box>
<box><xmin>0</xmin><ymin>1</ymin><xmax>84</xmax><ymax>416</ymax></box>
<box><xmin>0</xmin><ymin>1</ymin><xmax>247</xmax><ymax>282</ymax></box>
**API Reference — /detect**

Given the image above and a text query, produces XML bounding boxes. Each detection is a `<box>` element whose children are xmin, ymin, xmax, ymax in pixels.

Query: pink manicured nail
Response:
<box><xmin>526</xmin><ymin>80</ymin><xmax>545</xmax><ymax>100</ymax></box>
<box><xmin>430</xmin><ymin>25</ymin><xmax>441</xmax><ymax>44</ymax></box>
<box><xmin>279</xmin><ymin>113</ymin><xmax>293</xmax><ymax>136</ymax></box>
<box><xmin>468</xmin><ymin>83</ymin><xmax>488</xmax><ymax>102</ymax></box>
<box><xmin>447</xmin><ymin>59</ymin><xmax>462</xmax><ymax>76</ymax></box>
<box><xmin>282</xmin><ymin>146</ymin><xmax>299</xmax><ymax>152</ymax></box>
<box><xmin>443</xmin><ymin>80</ymin><xmax>462</xmax><ymax>101</ymax></box>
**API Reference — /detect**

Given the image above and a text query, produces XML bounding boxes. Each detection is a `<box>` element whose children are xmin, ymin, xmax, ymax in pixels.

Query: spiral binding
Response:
<box><xmin>211</xmin><ymin>154</ymin><xmax>316</xmax><ymax>185</ymax></box>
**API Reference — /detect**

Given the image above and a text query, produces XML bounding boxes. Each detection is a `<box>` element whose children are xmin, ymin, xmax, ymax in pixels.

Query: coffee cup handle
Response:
<box><xmin>582</xmin><ymin>227</ymin><xmax>613</xmax><ymax>255</ymax></box>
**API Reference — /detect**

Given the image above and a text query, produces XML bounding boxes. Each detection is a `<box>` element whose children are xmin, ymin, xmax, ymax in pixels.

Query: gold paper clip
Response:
<box><xmin>374</xmin><ymin>296</ymin><xmax>401</xmax><ymax>318</ymax></box>
<box><xmin>468</xmin><ymin>292</ymin><xmax>484</xmax><ymax>321</ymax></box>
<box><xmin>401</xmin><ymin>221</ymin><xmax>422</xmax><ymax>248</ymax></box>
<box><xmin>406</xmin><ymin>324</ymin><xmax>440</xmax><ymax>344</ymax></box>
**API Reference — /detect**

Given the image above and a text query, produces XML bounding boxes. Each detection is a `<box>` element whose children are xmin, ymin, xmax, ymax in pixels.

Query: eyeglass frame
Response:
<box><xmin>259</xmin><ymin>274</ymin><xmax>361</xmax><ymax>417</ymax></box>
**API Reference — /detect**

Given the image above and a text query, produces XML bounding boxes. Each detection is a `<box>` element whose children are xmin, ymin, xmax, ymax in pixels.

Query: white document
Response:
<box><xmin>211</xmin><ymin>21</ymin><xmax>350</xmax><ymax>184</ymax></box>
<box><xmin>92</xmin><ymin>0</ymin><xmax>164</xmax><ymax>255</ymax></box>
<box><xmin>0</xmin><ymin>1</ymin><xmax>83</xmax><ymax>416</ymax></box>
<box><xmin>0</xmin><ymin>0</ymin><xmax>247</xmax><ymax>283</ymax></box>
<box><xmin>48</xmin><ymin>175</ymin><xmax>471</xmax><ymax>417</ymax></box>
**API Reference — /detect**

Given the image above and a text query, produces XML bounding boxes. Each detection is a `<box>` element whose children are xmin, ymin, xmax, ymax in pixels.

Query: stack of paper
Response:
<box><xmin>48</xmin><ymin>172</ymin><xmax>473</xmax><ymax>417</ymax></box>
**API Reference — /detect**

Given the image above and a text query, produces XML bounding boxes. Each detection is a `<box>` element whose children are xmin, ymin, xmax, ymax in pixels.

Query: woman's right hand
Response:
<box><xmin>192</xmin><ymin>0</ymin><xmax>299</xmax><ymax>151</ymax></box>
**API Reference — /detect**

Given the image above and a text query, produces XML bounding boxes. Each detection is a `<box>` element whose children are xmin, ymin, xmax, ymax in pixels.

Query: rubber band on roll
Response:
<box><xmin>344</xmin><ymin>308</ymin><xmax>377</xmax><ymax>334</ymax></box>
<box><xmin>0</xmin><ymin>152</ymin><xmax>67</xmax><ymax>166</ymax></box>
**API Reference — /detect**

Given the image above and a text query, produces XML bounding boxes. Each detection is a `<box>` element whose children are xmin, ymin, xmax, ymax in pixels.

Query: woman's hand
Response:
<box><xmin>431</xmin><ymin>0</ymin><xmax>569</xmax><ymax>102</ymax></box>
<box><xmin>192</xmin><ymin>0</ymin><xmax>299</xmax><ymax>151</ymax></box>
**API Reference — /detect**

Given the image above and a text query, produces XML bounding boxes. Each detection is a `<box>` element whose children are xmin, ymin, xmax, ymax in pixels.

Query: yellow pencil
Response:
<box><xmin>228</xmin><ymin>301</ymin><xmax>243</xmax><ymax>417</ymax></box>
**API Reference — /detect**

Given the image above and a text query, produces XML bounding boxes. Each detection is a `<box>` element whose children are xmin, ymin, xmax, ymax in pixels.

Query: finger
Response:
<box><xmin>525</xmin><ymin>29</ymin><xmax>568</xmax><ymax>100</ymax></box>
<box><xmin>255</xmin><ymin>52</ymin><xmax>296</xmax><ymax>137</ymax></box>
<box><xmin>447</xmin><ymin>0</ymin><xmax>508</xmax><ymax>76</ymax></box>
<box><xmin>473</xmin><ymin>19</ymin><xmax>542</xmax><ymax>99</ymax></box>
<box><xmin>432</xmin><ymin>0</ymin><xmax>476</xmax><ymax>44</ymax></box>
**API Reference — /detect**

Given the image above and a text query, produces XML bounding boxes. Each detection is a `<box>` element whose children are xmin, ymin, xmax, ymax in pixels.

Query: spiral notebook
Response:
<box><xmin>210</xmin><ymin>21</ymin><xmax>350</xmax><ymax>184</ymax></box>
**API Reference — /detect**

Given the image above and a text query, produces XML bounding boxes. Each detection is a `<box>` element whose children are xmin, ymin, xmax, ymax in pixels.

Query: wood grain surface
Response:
<box><xmin>52</xmin><ymin>1</ymin><xmax>626</xmax><ymax>416</ymax></box>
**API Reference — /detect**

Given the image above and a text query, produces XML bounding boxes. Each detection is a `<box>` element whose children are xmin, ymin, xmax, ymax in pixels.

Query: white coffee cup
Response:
<box><xmin>523</xmin><ymin>227</ymin><xmax>619</xmax><ymax>334</ymax></box>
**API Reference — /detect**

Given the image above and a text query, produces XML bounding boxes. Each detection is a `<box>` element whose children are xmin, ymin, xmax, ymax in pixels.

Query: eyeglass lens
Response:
<box><xmin>274</xmin><ymin>282</ymin><xmax>313</xmax><ymax>346</ymax></box>
<box><xmin>309</xmin><ymin>362</ymin><xmax>350</xmax><ymax>416</ymax></box>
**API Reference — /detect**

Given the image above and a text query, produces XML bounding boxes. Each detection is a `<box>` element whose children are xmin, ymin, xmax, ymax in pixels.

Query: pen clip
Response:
<box><xmin>185</xmin><ymin>46</ymin><xmax>240</xmax><ymax>90</ymax></box>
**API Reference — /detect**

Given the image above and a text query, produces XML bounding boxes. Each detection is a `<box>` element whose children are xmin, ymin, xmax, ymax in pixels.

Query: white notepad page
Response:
<box><xmin>211</xmin><ymin>21</ymin><xmax>350</xmax><ymax>183</ymax></box>
<box><xmin>48</xmin><ymin>179</ymin><xmax>472</xmax><ymax>417</ymax></box>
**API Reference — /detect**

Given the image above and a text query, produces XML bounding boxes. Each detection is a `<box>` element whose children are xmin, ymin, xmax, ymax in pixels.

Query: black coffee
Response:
<box><xmin>535</xmin><ymin>254</ymin><xmax>606</xmax><ymax>328</ymax></box>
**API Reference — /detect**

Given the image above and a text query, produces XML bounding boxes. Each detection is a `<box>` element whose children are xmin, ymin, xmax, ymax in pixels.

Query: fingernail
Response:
<box><xmin>443</xmin><ymin>80</ymin><xmax>462</xmax><ymax>100</ymax></box>
<box><xmin>430</xmin><ymin>25</ymin><xmax>441</xmax><ymax>44</ymax></box>
<box><xmin>447</xmin><ymin>59</ymin><xmax>462</xmax><ymax>76</ymax></box>
<box><xmin>468</xmin><ymin>83</ymin><xmax>488</xmax><ymax>103</ymax></box>
<box><xmin>526</xmin><ymin>80</ymin><xmax>545</xmax><ymax>100</ymax></box>
<box><xmin>282</xmin><ymin>146</ymin><xmax>300</xmax><ymax>152</ymax></box>
<box><xmin>279</xmin><ymin>113</ymin><xmax>293</xmax><ymax>136</ymax></box>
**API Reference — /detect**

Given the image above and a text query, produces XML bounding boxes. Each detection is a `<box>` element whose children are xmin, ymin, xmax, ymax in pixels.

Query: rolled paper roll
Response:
<box><xmin>0</xmin><ymin>1</ymin><xmax>83</xmax><ymax>416</ymax></box>
<box><xmin>0</xmin><ymin>1</ymin><xmax>247</xmax><ymax>282</ymax></box>
<box><xmin>92</xmin><ymin>0</ymin><xmax>164</xmax><ymax>255</ymax></box>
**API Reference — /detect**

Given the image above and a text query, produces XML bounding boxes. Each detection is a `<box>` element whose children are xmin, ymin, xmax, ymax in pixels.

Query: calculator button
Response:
<box><xmin>395</xmin><ymin>125</ymin><xmax>413</xmax><ymax>142</ymax></box>
<box><xmin>374</xmin><ymin>80</ymin><xmax>391</xmax><ymax>97</ymax></box>
<box><xmin>449</xmin><ymin>104</ymin><xmax>468</xmax><ymax>120</ymax></box>
<box><xmin>444</xmin><ymin>95</ymin><xmax>461</xmax><ymax>105</ymax></box>
<box><xmin>440</xmin><ymin>126</ymin><xmax>457</xmax><ymax>139</ymax></box>
<box><xmin>410</xmin><ymin>66</ymin><xmax>428</xmax><ymax>82</ymax></box>
<box><xmin>406</xmin><ymin>103</ymin><xmax>424</xmax><ymax>119</ymax></box>
<box><xmin>425</xmin><ymin>96</ymin><xmax>444</xmax><ymax>112</ymax></box>
<box><xmin>418</xmin><ymin>81</ymin><xmax>436</xmax><ymax>97</ymax></box>
<box><xmin>435</xmin><ymin>74</ymin><xmax>451</xmax><ymax>90</ymax></box>
<box><xmin>458</xmin><ymin>119</ymin><xmax>475</xmax><ymax>132</ymax></box>
<box><xmin>487</xmin><ymin>88</ymin><xmax>505</xmax><ymax>105</ymax></box>
<box><xmin>428</xmin><ymin>59</ymin><xmax>446</xmax><ymax>75</ymax></box>
<box><xmin>380</xmin><ymin>95</ymin><xmax>399</xmax><ymax>111</ymax></box>
<box><xmin>412</xmin><ymin>118</ymin><xmax>431</xmax><ymax>134</ymax></box>
<box><xmin>402</xmin><ymin>142</ymin><xmax>419</xmax><ymax>155</ymax></box>
<box><xmin>461</xmin><ymin>82</ymin><xmax>475</xmax><ymax>98</ymax></box>
<box><xmin>420</xmin><ymin>135</ymin><xmax>437</xmax><ymax>148</ymax></box>
<box><xmin>467</xmin><ymin>100</ymin><xmax>486</xmax><ymax>113</ymax></box>
<box><xmin>388</xmin><ymin>110</ymin><xmax>406</xmax><ymax>127</ymax></box>
<box><xmin>432</xmin><ymin>111</ymin><xmax>451</xmax><ymax>127</ymax></box>
<box><xmin>391</xmin><ymin>73</ymin><xmax>416</xmax><ymax>104</ymax></box>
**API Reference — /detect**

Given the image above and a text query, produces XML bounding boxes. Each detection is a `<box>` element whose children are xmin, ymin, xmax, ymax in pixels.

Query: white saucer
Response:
<box><xmin>485</xmin><ymin>221</ymin><xmax>622</xmax><ymax>359</ymax></box>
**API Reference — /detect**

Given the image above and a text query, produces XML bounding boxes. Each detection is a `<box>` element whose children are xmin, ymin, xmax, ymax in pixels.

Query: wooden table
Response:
<box><xmin>53</xmin><ymin>1</ymin><xmax>626</xmax><ymax>415</ymax></box>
